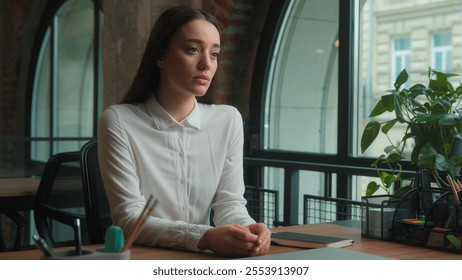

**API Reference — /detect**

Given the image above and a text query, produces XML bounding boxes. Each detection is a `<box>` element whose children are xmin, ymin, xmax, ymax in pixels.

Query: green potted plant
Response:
<box><xmin>361</xmin><ymin>67</ymin><xmax>462</xmax><ymax>196</ymax></box>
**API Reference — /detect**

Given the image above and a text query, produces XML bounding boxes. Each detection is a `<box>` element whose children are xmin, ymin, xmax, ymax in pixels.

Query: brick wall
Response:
<box><xmin>0</xmin><ymin>0</ymin><xmax>29</xmax><ymax>172</ymax></box>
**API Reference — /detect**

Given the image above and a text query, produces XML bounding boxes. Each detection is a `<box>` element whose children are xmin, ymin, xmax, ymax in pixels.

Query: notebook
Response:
<box><xmin>271</xmin><ymin>232</ymin><xmax>354</xmax><ymax>249</ymax></box>
<box><xmin>242</xmin><ymin>247</ymin><xmax>391</xmax><ymax>260</ymax></box>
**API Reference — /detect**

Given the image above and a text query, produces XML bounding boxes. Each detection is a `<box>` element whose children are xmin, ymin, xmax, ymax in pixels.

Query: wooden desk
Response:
<box><xmin>1</xmin><ymin>223</ymin><xmax>461</xmax><ymax>260</ymax></box>
<box><xmin>0</xmin><ymin>177</ymin><xmax>83</xmax><ymax>210</ymax></box>
<box><xmin>0</xmin><ymin>177</ymin><xmax>40</xmax><ymax>197</ymax></box>
<box><xmin>0</xmin><ymin>177</ymin><xmax>40</xmax><ymax>251</ymax></box>
<box><xmin>0</xmin><ymin>177</ymin><xmax>40</xmax><ymax>210</ymax></box>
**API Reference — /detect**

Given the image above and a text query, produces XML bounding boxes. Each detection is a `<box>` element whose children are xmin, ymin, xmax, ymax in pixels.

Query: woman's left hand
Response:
<box><xmin>246</xmin><ymin>223</ymin><xmax>272</xmax><ymax>256</ymax></box>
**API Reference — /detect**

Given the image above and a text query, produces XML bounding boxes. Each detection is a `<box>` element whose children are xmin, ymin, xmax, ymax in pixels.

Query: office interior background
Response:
<box><xmin>1</xmin><ymin>0</ymin><xmax>462</xmax><ymax>247</ymax></box>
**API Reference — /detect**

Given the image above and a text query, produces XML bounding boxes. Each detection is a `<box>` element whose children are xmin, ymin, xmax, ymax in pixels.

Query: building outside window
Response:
<box><xmin>432</xmin><ymin>32</ymin><xmax>452</xmax><ymax>72</ymax></box>
<box><xmin>354</xmin><ymin>0</ymin><xmax>462</xmax><ymax>194</ymax></box>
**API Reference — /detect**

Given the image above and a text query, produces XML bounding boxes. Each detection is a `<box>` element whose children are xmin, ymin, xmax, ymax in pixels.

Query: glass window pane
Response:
<box><xmin>31</xmin><ymin>0</ymin><xmax>97</xmax><ymax>160</ymax></box>
<box><xmin>353</xmin><ymin>0</ymin><xmax>462</xmax><ymax>162</ymax></box>
<box><xmin>434</xmin><ymin>33</ymin><xmax>451</xmax><ymax>46</ymax></box>
<box><xmin>264</xmin><ymin>0</ymin><xmax>339</xmax><ymax>154</ymax></box>
<box><xmin>55</xmin><ymin>0</ymin><xmax>94</xmax><ymax>152</ymax></box>
<box><xmin>262</xmin><ymin>167</ymin><xmax>284</xmax><ymax>223</ymax></box>
<box><xmin>432</xmin><ymin>32</ymin><xmax>452</xmax><ymax>72</ymax></box>
<box><xmin>31</xmin><ymin>29</ymin><xmax>52</xmax><ymax>160</ymax></box>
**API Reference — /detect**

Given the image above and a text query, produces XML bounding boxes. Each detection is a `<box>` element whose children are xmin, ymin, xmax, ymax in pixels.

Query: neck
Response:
<box><xmin>155</xmin><ymin>91</ymin><xmax>196</xmax><ymax>122</ymax></box>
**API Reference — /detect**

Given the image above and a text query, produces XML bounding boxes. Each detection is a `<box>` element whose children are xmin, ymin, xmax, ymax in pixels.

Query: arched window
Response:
<box><xmin>29</xmin><ymin>0</ymin><xmax>102</xmax><ymax>162</ymax></box>
<box><xmin>249</xmin><ymin>0</ymin><xmax>462</xmax><ymax>225</ymax></box>
<box><xmin>263</xmin><ymin>0</ymin><xmax>339</xmax><ymax>155</ymax></box>
<box><xmin>250</xmin><ymin>0</ymin><xmax>341</xmax><ymax>223</ymax></box>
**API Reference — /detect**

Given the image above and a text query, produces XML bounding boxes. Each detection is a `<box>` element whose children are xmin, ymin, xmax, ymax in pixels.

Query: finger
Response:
<box><xmin>252</xmin><ymin>224</ymin><xmax>270</xmax><ymax>243</ymax></box>
<box><xmin>230</xmin><ymin>236</ymin><xmax>261</xmax><ymax>251</ymax></box>
<box><xmin>229</xmin><ymin>225</ymin><xmax>259</xmax><ymax>243</ymax></box>
<box><xmin>250</xmin><ymin>229</ymin><xmax>271</xmax><ymax>256</ymax></box>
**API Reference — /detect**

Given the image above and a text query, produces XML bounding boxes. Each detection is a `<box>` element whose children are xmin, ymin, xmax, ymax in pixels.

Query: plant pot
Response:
<box><xmin>361</xmin><ymin>195</ymin><xmax>401</xmax><ymax>240</ymax></box>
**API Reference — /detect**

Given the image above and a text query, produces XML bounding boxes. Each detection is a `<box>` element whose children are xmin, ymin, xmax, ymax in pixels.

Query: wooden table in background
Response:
<box><xmin>0</xmin><ymin>177</ymin><xmax>40</xmax><ymax>210</ymax></box>
<box><xmin>1</xmin><ymin>223</ymin><xmax>462</xmax><ymax>260</ymax></box>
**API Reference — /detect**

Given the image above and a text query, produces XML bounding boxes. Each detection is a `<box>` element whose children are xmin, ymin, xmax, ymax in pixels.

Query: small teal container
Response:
<box><xmin>104</xmin><ymin>225</ymin><xmax>125</xmax><ymax>253</ymax></box>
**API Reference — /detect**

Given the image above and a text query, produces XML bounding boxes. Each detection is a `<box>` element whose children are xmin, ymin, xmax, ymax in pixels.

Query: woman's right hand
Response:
<box><xmin>198</xmin><ymin>224</ymin><xmax>259</xmax><ymax>257</ymax></box>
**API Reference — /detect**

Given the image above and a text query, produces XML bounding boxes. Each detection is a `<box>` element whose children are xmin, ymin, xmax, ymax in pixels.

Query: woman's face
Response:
<box><xmin>157</xmin><ymin>19</ymin><xmax>220</xmax><ymax>99</ymax></box>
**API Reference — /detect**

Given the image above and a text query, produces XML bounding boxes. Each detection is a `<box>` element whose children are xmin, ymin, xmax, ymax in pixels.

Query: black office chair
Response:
<box><xmin>0</xmin><ymin>210</ymin><xmax>27</xmax><ymax>251</ymax></box>
<box><xmin>80</xmin><ymin>139</ymin><xmax>113</xmax><ymax>244</ymax></box>
<box><xmin>33</xmin><ymin>152</ymin><xmax>86</xmax><ymax>248</ymax></box>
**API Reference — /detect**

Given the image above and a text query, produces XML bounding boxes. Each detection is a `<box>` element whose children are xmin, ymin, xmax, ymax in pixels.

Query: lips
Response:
<box><xmin>193</xmin><ymin>75</ymin><xmax>210</xmax><ymax>82</ymax></box>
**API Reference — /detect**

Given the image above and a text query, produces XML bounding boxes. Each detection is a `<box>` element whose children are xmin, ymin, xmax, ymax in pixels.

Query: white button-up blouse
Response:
<box><xmin>97</xmin><ymin>95</ymin><xmax>255</xmax><ymax>251</ymax></box>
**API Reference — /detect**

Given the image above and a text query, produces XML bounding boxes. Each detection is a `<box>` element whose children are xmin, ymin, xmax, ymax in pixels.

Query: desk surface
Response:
<box><xmin>0</xmin><ymin>177</ymin><xmax>40</xmax><ymax>198</ymax></box>
<box><xmin>0</xmin><ymin>177</ymin><xmax>41</xmax><ymax>211</ymax></box>
<box><xmin>0</xmin><ymin>177</ymin><xmax>82</xmax><ymax>211</ymax></box>
<box><xmin>1</xmin><ymin>223</ymin><xmax>461</xmax><ymax>260</ymax></box>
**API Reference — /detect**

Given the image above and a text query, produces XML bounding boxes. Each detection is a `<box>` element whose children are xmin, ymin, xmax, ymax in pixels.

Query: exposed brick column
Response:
<box><xmin>205</xmin><ymin>0</ymin><xmax>266</xmax><ymax>120</ymax></box>
<box><xmin>1</xmin><ymin>0</ymin><xmax>30</xmax><ymax>172</ymax></box>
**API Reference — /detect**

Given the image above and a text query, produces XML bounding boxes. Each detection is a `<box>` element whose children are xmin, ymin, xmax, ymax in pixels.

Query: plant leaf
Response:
<box><xmin>394</xmin><ymin>186</ymin><xmax>411</xmax><ymax>197</ymax></box>
<box><xmin>382</xmin><ymin>172</ymin><xmax>398</xmax><ymax>188</ymax></box>
<box><xmin>435</xmin><ymin>154</ymin><xmax>455</xmax><ymax>172</ymax></box>
<box><xmin>386</xmin><ymin>153</ymin><xmax>403</xmax><ymax>163</ymax></box>
<box><xmin>369</xmin><ymin>100</ymin><xmax>387</xmax><ymax>117</ymax></box>
<box><xmin>447</xmin><ymin>235</ymin><xmax>461</xmax><ymax>250</ymax></box>
<box><xmin>381</xmin><ymin>94</ymin><xmax>395</xmax><ymax>112</ymax></box>
<box><xmin>361</xmin><ymin>121</ymin><xmax>381</xmax><ymax>154</ymax></box>
<box><xmin>394</xmin><ymin>69</ymin><xmax>408</xmax><ymax>89</ymax></box>
<box><xmin>366</xmin><ymin>181</ymin><xmax>380</xmax><ymax>196</ymax></box>
<box><xmin>382</xmin><ymin>119</ymin><xmax>398</xmax><ymax>134</ymax></box>
<box><xmin>415</xmin><ymin>113</ymin><xmax>443</xmax><ymax>122</ymax></box>
<box><xmin>384</xmin><ymin>145</ymin><xmax>397</xmax><ymax>154</ymax></box>
<box><xmin>394</xmin><ymin>95</ymin><xmax>406</xmax><ymax>122</ymax></box>
<box><xmin>440</xmin><ymin>114</ymin><xmax>459</xmax><ymax>125</ymax></box>
<box><xmin>417</xmin><ymin>143</ymin><xmax>437</xmax><ymax>168</ymax></box>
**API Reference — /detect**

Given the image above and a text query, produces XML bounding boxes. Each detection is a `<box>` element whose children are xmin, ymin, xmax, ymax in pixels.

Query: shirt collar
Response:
<box><xmin>145</xmin><ymin>95</ymin><xmax>201</xmax><ymax>130</ymax></box>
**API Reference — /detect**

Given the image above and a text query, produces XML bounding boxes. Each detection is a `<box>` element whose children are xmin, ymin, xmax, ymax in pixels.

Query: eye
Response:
<box><xmin>211</xmin><ymin>52</ymin><xmax>220</xmax><ymax>59</ymax></box>
<box><xmin>187</xmin><ymin>47</ymin><xmax>199</xmax><ymax>54</ymax></box>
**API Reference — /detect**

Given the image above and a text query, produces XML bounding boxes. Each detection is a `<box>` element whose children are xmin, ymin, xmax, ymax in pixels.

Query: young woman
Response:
<box><xmin>98</xmin><ymin>6</ymin><xmax>271</xmax><ymax>257</ymax></box>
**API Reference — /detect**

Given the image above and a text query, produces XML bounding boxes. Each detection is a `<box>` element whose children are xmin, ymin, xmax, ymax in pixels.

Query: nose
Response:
<box><xmin>198</xmin><ymin>54</ymin><xmax>212</xmax><ymax>71</ymax></box>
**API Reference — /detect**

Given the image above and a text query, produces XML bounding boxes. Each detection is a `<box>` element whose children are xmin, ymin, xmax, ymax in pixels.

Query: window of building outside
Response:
<box><xmin>432</xmin><ymin>32</ymin><xmax>452</xmax><ymax>72</ymax></box>
<box><xmin>353</xmin><ymin>0</ymin><xmax>462</xmax><ymax>194</ymax></box>
<box><xmin>31</xmin><ymin>0</ymin><xmax>102</xmax><ymax>162</ymax></box>
<box><xmin>391</xmin><ymin>37</ymin><xmax>411</xmax><ymax>86</ymax></box>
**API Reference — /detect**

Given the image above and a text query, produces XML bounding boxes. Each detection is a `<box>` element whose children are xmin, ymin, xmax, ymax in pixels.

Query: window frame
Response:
<box><xmin>25</xmin><ymin>0</ymin><xmax>102</xmax><ymax>173</ymax></box>
<box><xmin>246</xmin><ymin>0</ymin><xmax>418</xmax><ymax>225</ymax></box>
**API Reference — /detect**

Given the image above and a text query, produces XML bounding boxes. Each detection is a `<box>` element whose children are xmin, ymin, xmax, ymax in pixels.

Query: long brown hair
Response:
<box><xmin>120</xmin><ymin>6</ymin><xmax>220</xmax><ymax>104</ymax></box>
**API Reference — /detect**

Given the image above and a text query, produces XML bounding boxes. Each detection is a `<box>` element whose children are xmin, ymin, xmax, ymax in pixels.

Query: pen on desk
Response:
<box><xmin>122</xmin><ymin>195</ymin><xmax>158</xmax><ymax>252</ymax></box>
<box><xmin>33</xmin><ymin>234</ymin><xmax>56</xmax><ymax>258</ymax></box>
<box><xmin>75</xmin><ymin>218</ymin><xmax>82</xmax><ymax>255</ymax></box>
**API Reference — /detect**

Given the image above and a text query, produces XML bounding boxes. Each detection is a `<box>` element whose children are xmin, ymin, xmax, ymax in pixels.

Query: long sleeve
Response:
<box><xmin>98</xmin><ymin>106</ymin><xmax>211</xmax><ymax>251</ymax></box>
<box><xmin>97</xmin><ymin>98</ymin><xmax>255</xmax><ymax>252</ymax></box>
<box><xmin>210</xmin><ymin>108</ymin><xmax>256</xmax><ymax>226</ymax></box>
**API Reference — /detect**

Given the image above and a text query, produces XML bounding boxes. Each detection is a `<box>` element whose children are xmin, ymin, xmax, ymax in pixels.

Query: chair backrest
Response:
<box><xmin>80</xmin><ymin>139</ymin><xmax>112</xmax><ymax>244</ymax></box>
<box><xmin>34</xmin><ymin>151</ymin><xmax>85</xmax><ymax>248</ymax></box>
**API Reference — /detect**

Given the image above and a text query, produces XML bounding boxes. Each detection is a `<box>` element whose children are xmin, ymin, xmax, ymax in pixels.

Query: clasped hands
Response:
<box><xmin>198</xmin><ymin>223</ymin><xmax>271</xmax><ymax>257</ymax></box>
